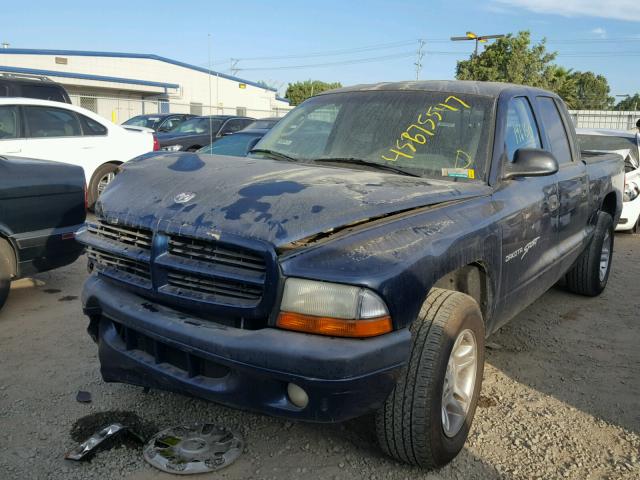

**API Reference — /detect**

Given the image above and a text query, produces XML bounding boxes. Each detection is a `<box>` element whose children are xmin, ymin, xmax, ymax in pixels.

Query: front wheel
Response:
<box><xmin>566</xmin><ymin>211</ymin><xmax>614</xmax><ymax>296</ymax></box>
<box><xmin>88</xmin><ymin>163</ymin><xmax>119</xmax><ymax>210</ymax></box>
<box><xmin>375</xmin><ymin>288</ymin><xmax>485</xmax><ymax>468</ymax></box>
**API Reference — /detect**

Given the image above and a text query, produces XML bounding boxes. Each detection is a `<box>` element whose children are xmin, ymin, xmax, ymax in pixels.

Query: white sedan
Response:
<box><xmin>0</xmin><ymin>97</ymin><xmax>158</xmax><ymax>207</ymax></box>
<box><xmin>577</xmin><ymin>128</ymin><xmax>640</xmax><ymax>233</ymax></box>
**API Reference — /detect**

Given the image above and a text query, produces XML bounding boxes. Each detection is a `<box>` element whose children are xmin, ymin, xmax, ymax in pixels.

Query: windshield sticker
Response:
<box><xmin>505</xmin><ymin>236</ymin><xmax>540</xmax><ymax>263</ymax></box>
<box><xmin>441</xmin><ymin>168</ymin><xmax>475</xmax><ymax>179</ymax></box>
<box><xmin>382</xmin><ymin>96</ymin><xmax>471</xmax><ymax>162</ymax></box>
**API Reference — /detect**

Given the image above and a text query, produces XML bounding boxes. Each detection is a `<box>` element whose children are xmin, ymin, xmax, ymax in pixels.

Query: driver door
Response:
<box><xmin>493</xmin><ymin>96</ymin><xmax>560</xmax><ymax>326</ymax></box>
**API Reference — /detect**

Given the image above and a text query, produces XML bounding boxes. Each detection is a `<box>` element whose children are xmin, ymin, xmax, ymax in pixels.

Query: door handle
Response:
<box><xmin>81</xmin><ymin>146</ymin><xmax>95</xmax><ymax>150</ymax></box>
<box><xmin>5</xmin><ymin>148</ymin><xmax>21</xmax><ymax>153</ymax></box>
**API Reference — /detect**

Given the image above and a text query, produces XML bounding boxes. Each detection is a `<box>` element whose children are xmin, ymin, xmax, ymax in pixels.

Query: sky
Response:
<box><xmin>2</xmin><ymin>0</ymin><xmax>640</xmax><ymax>98</ymax></box>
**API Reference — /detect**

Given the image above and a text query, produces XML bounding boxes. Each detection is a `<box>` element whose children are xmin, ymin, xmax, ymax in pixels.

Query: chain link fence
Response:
<box><xmin>68</xmin><ymin>94</ymin><xmax>292</xmax><ymax>124</ymax></box>
<box><xmin>569</xmin><ymin>110</ymin><xmax>640</xmax><ymax>130</ymax></box>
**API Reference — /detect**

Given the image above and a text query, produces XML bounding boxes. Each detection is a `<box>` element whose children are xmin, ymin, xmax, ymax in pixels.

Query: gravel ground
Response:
<box><xmin>0</xmin><ymin>234</ymin><xmax>638</xmax><ymax>480</ymax></box>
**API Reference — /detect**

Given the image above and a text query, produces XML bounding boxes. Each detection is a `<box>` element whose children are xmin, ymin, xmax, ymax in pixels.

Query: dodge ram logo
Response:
<box><xmin>174</xmin><ymin>192</ymin><xmax>196</xmax><ymax>203</ymax></box>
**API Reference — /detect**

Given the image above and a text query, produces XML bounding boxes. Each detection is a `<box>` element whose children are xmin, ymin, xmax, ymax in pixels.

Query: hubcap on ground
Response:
<box><xmin>97</xmin><ymin>172</ymin><xmax>116</xmax><ymax>195</ymax></box>
<box><xmin>441</xmin><ymin>329</ymin><xmax>477</xmax><ymax>438</ymax></box>
<box><xmin>599</xmin><ymin>230</ymin><xmax>611</xmax><ymax>282</ymax></box>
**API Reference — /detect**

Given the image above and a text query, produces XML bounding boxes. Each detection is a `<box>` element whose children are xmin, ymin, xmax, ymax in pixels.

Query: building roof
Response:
<box><xmin>0</xmin><ymin>48</ymin><xmax>278</xmax><ymax>93</ymax></box>
<box><xmin>0</xmin><ymin>64</ymin><xmax>179</xmax><ymax>90</ymax></box>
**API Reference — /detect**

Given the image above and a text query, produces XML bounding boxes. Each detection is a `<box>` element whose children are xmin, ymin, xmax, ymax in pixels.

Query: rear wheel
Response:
<box><xmin>88</xmin><ymin>163</ymin><xmax>119</xmax><ymax>210</ymax></box>
<box><xmin>566</xmin><ymin>211</ymin><xmax>614</xmax><ymax>296</ymax></box>
<box><xmin>375</xmin><ymin>288</ymin><xmax>485</xmax><ymax>468</ymax></box>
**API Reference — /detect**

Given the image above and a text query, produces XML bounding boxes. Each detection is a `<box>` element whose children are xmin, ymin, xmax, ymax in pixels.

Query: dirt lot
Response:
<box><xmin>0</xmin><ymin>234</ymin><xmax>638</xmax><ymax>480</ymax></box>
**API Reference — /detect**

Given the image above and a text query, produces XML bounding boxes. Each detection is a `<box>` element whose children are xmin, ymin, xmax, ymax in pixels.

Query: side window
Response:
<box><xmin>24</xmin><ymin>106</ymin><xmax>81</xmax><ymax>138</ymax></box>
<box><xmin>504</xmin><ymin>97</ymin><xmax>542</xmax><ymax>162</ymax></box>
<box><xmin>78</xmin><ymin>113</ymin><xmax>107</xmax><ymax>136</ymax></box>
<box><xmin>220</xmin><ymin>119</ymin><xmax>248</xmax><ymax>135</ymax></box>
<box><xmin>0</xmin><ymin>105</ymin><xmax>19</xmax><ymax>139</ymax></box>
<box><xmin>535</xmin><ymin>97</ymin><xmax>573</xmax><ymax>164</ymax></box>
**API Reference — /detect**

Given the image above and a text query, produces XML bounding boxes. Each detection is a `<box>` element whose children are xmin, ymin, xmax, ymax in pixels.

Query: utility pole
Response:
<box><xmin>451</xmin><ymin>32</ymin><xmax>505</xmax><ymax>58</ymax></box>
<box><xmin>414</xmin><ymin>39</ymin><xmax>426</xmax><ymax>80</ymax></box>
<box><xmin>230</xmin><ymin>58</ymin><xmax>240</xmax><ymax>76</ymax></box>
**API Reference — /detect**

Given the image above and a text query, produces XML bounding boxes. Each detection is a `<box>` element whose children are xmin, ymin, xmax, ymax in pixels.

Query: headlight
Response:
<box><xmin>276</xmin><ymin>278</ymin><xmax>392</xmax><ymax>337</ymax></box>
<box><xmin>624</xmin><ymin>181</ymin><xmax>639</xmax><ymax>202</ymax></box>
<box><xmin>162</xmin><ymin>144</ymin><xmax>183</xmax><ymax>152</ymax></box>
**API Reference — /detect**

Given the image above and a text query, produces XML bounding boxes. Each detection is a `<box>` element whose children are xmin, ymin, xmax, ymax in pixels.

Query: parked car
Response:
<box><xmin>0</xmin><ymin>97</ymin><xmax>158</xmax><ymax>208</ymax></box>
<box><xmin>157</xmin><ymin>115</ymin><xmax>254</xmax><ymax>152</ymax></box>
<box><xmin>0</xmin><ymin>72</ymin><xmax>71</xmax><ymax>103</ymax></box>
<box><xmin>577</xmin><ymin>128</ymin><xmax>640</xmax><ymax>232</ymax></box>
<box><xmin>0</xmin><ymin>155</ymin><xmax>85</xmax><ymax>310</ymax></box>
<box><xmin>122</xmin><ymin>114</ymin><xmax>195</xmax><ymax>133</ymax></box>
<box><xmin>198</xmin><ymin>117</ymin><xmax>281</xmax><ymax>157</ymax></box>
<box><xmin>78</xmin><ymin>81</ymin><xmax>623</xmax><ymax>469</ymax></box>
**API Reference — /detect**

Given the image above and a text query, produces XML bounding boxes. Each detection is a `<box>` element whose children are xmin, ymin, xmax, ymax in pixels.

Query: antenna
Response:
<box><xmin>208</xmin><ymin>33</ymin><xmax>213</xmax><ymax>148</ymax></box>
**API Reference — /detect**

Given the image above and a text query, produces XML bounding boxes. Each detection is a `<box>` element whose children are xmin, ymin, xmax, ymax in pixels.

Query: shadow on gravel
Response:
<box><xmin>486</xmin><ymin>235</ymin><xmax>640</xmax><ymax>435</ymax></box>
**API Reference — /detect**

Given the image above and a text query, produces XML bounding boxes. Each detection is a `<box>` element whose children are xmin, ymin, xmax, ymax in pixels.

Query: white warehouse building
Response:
<box><xmin>0</xmin><ymin>48</ymin><xmax>291</xmax><ymax>122</ymax></box>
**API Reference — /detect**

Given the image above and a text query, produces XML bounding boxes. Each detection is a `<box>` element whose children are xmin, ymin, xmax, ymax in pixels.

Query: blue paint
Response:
<box><xmin>168</xmin><ymin>154</ymin><xmax>205</xmax><ymax>172</ymax></box>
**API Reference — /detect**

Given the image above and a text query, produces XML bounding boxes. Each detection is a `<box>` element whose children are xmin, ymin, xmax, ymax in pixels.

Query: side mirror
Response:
<box><xmin>503</xmin><ymin>148</ymin><xmax>559</xmax><ymax>180</ymax></box>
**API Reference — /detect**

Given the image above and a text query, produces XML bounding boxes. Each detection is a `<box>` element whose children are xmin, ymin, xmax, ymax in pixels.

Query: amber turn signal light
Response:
<box><xmin>276</xmin><ymin>312</ymin><xmax>392</xmax><ymax>338</ymax></box>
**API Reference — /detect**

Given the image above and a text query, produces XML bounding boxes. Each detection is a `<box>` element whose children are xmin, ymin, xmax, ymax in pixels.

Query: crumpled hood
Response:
<box><xmin>98</xmin><ymin>153</ymin><xmax>490</xmax><ymax>247</ymax></box>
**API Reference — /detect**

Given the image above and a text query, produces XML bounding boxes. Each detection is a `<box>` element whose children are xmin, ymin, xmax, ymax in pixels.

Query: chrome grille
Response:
<box><xmin>87</xmin><ymin>221</ymin><xmax>152</xmax><ymax>250</ymax></box>
<box><xmin>166</xmin><ymin>271</ymin><xmax>263</xmax><ymax>303</ymax></box>
<box><xmin>168</xmin><ymin>237</ymin><xmax>265</xmax><ymax>273</ymax></box>
<box><xmin>87</xmin><ymin>246</ymin><xmax>151</xmax><ymax>284</ymax></box>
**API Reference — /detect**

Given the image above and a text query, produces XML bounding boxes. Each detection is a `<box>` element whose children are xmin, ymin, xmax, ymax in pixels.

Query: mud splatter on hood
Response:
<box><xmin>97</xmin><ymin>153</ymin><xmax>490</xmax><ymax>247</ymax></box>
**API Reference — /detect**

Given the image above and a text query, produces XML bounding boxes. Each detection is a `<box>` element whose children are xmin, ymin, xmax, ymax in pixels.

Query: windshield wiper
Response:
<box><xmin>314</xmin><ymin>157</ymin><xmax>422</xmax><ymax>177</ymax></box>
<box><xmin>250</xmin><ymin>148</ymin><xmax>298</xmax><ymax>162</ymax></box>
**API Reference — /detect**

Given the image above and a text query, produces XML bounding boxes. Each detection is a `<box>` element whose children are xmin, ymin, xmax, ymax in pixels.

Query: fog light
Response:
<box><xmin>287</xmin><ymin>383</ymin><xmax>309</xmax><ymax>409</ymax></box>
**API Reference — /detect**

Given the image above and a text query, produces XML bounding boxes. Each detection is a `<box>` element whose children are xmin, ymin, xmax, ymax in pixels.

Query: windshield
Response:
<box><xmin>253</xmin><ymin>91</ymin><xmax>494</xmax><ymax>181</ymax></box>
<box><xmin>124</xmin><ymin>116</ymin><xmax>161</xmax><ymax>129</ymax></box>
<box><xmin>577</xmin><ymin>134</ymin><xmax>639</xmax><ymax>168</ymax></box>
<box><xmin>199</xmin><ymin>133</ymin><xmax>262</xmax><ymax>157</ymax></box>
<box><xmin>172</xmin><ymin>118</ymin><xmax>223</xmax><ymax>134</ymax></box>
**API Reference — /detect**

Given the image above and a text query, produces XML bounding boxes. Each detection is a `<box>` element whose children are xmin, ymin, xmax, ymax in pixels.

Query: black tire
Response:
<box><xmin>0</xmin><ymin>240</ymin><xmax>13</xmax><ymax>311</ymax></box>
<box><xmin>566</xmin><ymin>211</ymin><xmax>614</xmax><ymax>296</ymax></box>
<box><xmin>88</xmin><ymin>163</ymin><xmax>119</xmax><ymax>210</ymax></box>
<box><xmin>186</xmin><ymin>146</ymin><xmax>200</xmax><ymax>152</ymax></box>
<box><xmin>375</xmin><ymin>288</ymin><xmax>485</xmax><ymax>468</ymax></box>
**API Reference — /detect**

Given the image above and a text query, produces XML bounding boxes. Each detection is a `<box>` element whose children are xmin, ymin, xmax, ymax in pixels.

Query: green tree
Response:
<box><xmin>546</xmin><ymin>66</ymin><xmax>578</xmax><ymax>108</ymax></box>
<box><xmin>455</xmin><ymin>31</ymin><xmax>557</xmax><ymax>88</ymax></box>
<box><xmin>455</xmin><ymin>30</ymin><xmax>615</xmax><ymax>110</ymax></box>
<box><xmin>615</xmin><ymin>93</ymin><xmax>640</xmax><ymax>111</ymax></box>
<box><xmin>284</xmin><ymin>80</ymin><xmax>342</xmax><ymax>106</ymax></box>
<box><xmin>571</xmin><ymin>71</ymin><xmax>614</xmax><ymax>110</ymax></box>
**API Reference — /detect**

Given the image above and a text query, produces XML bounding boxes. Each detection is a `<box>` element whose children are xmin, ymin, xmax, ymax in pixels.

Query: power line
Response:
<box><xmin>237</xmin><ymin>51</ymin><xmax>417</xmax><ymax>71</ymax></box>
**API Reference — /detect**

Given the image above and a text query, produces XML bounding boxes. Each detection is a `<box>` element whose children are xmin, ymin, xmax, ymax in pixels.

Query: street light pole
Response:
<box><xmin>451</xmin><ymin>32</ymin><xmax>505</xmax><ymax>58</ymax></box>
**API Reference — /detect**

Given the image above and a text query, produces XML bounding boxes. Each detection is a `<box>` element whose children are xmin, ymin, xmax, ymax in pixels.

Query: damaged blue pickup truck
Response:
<box><xmin>79</xmin><ymin>81</ymin><xmax>624</xmax><ymax>468</ymax></box>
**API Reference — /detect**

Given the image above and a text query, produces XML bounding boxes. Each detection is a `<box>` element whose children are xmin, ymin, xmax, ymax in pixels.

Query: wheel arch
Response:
<box><xmin>600</xmin><ymin>191</ymin><xmax>618</xmax><ymax>219</ymax></box>
<box><xmin>432</xmin><ymin>261</ymin><xmax>493</xmax><ymax>327</ymax></box>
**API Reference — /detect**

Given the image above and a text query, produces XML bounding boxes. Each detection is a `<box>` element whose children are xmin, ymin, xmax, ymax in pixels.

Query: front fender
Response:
<box><xmin>280</xmin><ymin>196</ymin><xmax>501</xmax><ymax>331</ymax></box>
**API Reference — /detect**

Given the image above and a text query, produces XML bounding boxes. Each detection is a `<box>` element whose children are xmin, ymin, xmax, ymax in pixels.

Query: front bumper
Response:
<box><xmin>615</xmin><ymin>196</ymin><xmax>640</xmax><ymax>231</ymax></box>
<box><xmin>82</xmin><ymin>276</ymin><xmax>411</xmax><ymax>422</ymax></box>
